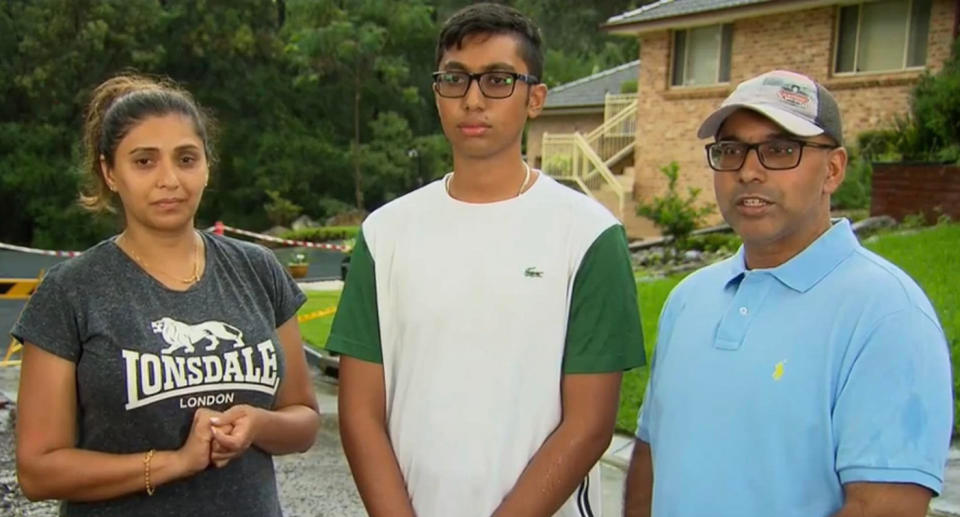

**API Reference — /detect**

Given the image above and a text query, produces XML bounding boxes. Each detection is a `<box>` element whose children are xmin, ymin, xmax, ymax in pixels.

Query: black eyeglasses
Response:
<box><xmin>432</xmin><ymin>71</ymin><xmax>540</xmax><ymax>99</ymax></box>
<box><xmin>705</xmin><ymin>139</ymin><xmax>839</xmax><ymax>171</ymax></box>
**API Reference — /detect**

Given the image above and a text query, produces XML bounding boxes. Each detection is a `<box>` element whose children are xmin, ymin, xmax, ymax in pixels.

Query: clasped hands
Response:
<box><xmin>177</xmin><ymin>405</ymin><xmax>264</xmax><ymax>474</ymax></box>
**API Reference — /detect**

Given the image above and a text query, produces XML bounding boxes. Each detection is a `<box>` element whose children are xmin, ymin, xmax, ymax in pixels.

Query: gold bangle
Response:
<box><xmin>143</xmin><ymin>449</ymin><xmax>156</xmax><ymax>496</ymax></box>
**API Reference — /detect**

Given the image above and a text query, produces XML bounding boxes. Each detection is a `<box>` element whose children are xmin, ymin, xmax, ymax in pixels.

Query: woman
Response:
<box><xmin>13</xmin><ymin>74</ymin><xmax>320</xmax><ymax>516</ymax></box>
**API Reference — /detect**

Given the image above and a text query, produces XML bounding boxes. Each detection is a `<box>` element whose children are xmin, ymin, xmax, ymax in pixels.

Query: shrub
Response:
<box><xmin>684</xmin><ymin>233</ymin><xmax>742</xmax><ymax>254</ymax></box>
<box><xmin>543</xmin><ymin>155</ymin><xmax>572</xmax><ymax>176</ymax></box>
<box><xmin>279</xmin><ymin>226</ymin><xmax>359</xmax><ymax>243</ymax></box>
<box><xmin>832</xmin><ymin>154</ymin><xmax>872</xmax><ymax>210</ymax></box>
<box><xmin>901</xmin><ymin>212</ymin><xmax>927</xmax><ymax>229</ymax></box>
<box><xmin>637</xmin><ymin>161</ymin><xmax>715</xmax><ymax>254</ymax></box>
<box><xmin>859</xmin><ymin>36</ymin><xmax>960</xmax><ymax>164</ymax></box>
<box><xmin>264</xmin><ymin>190</ymin><xmax>302</xmax><ymax>227</ymax></box>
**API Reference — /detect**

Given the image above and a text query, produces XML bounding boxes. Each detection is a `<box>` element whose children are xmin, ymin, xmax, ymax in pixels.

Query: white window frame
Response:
<box><xmin>833</xmin><ymin>0</ymin><xmax>930</xmax><ymax>75</ymax></box>
<box><xmin>670</xmin><ymin>23</ymin><xmax>732</xmax><ymax>88</ymax></box>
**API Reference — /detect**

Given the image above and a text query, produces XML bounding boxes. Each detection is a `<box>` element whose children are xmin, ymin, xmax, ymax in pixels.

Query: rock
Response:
<box><xmin>291</xmin><ymin>215</ymin><xmax>318</xmax><ymax>231</ymax></box>
<box><xmin>683</xmin><ymin>250</ymin><xmax>702</xmax><ymax>262</ymax></box>
<box><xmin>263</xmin><ymin>225</ymin><xmax>290</xmax><ymax>237</ymax></box>
<box><xmin>633</xmin><ymin>248</ymin><xmax>666</xmax><ymax>267</ymax></box>
<box><xmin>326</xmin><ymin>209</ymin><xmax>368</xmax><ymax>227</ymax></box>
<box><xmin>851</xmin><ymin>216</ymin><xmax>896</xmax><ymax>236</ymax></box>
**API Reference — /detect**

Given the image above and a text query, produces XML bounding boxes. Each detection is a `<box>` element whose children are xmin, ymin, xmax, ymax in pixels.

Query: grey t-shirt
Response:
<box><xmin>12</xmin><ymin>232</ymin><xmax>307</xmax><ymax>517</ymax></box>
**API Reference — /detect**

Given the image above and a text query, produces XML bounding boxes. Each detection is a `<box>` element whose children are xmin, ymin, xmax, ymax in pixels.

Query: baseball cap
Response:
<box><xmin>698</xmin><ymin>70</ymin><xmax>843</xmax><ymax>145</ymax></box>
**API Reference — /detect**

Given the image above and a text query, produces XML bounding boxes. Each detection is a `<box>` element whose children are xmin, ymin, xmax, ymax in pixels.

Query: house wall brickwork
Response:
<box><xmin>632</xmin><ymin>0</ymin><xmax>958</xmax><ymax>222</ymax></box>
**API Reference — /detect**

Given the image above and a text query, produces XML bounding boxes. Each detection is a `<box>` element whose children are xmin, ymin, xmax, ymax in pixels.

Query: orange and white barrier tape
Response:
<box><xmin>0</xmin><ymin>241</ymin><xmax>82</xmax><ymax>257</ymax></box>
<box><xmin>0</xmin><ymin>221</ymin><xmax>348</xmax><ymax>261</ymax></box>
<box><xmin>215</xmin><ymin>222</ymin><xmax>350</xmax><ymax>252</ymax></box>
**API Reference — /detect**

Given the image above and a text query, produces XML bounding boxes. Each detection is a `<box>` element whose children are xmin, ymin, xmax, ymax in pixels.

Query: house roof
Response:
<box><xmin>603</xmin><ymin>0</ymin><xmax>844</xmax><ymax>34</ymax></box>
<box><xmin>605</xmin><ymin>0</ymin><xmax>773</xmax><ymax>27</ymax></box>
<box><xmin>544</xmin><ymin>60</ymin><xmax>639</xmax><ymax>110</ymax></box>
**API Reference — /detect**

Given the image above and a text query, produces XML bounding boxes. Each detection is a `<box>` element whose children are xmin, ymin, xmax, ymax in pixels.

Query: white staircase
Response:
<box><xmin>542</xmin><ymin>94</ymin><xmax>659</xmax><ymax>239</ymax></box>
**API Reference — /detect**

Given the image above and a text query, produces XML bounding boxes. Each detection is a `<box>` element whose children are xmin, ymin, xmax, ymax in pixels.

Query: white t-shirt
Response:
<box><xmin>329</xmin><ymin>173</ymin><xmax>645</xmax><ymax>517</ymax></box>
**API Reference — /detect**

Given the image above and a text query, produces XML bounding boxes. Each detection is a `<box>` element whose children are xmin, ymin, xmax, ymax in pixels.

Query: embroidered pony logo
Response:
<box><xmin>150</xmin><ymin>317</ymin><xmax>246</xmax><ymax>355</ymax></box>
<box><xmin>772</xmin><ymin>359</ymin><xmax>787</xmax><ymax>381</ymax></box>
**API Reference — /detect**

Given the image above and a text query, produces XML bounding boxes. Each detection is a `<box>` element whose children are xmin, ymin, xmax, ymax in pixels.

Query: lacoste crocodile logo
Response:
<box><xmin>524</xmin><ymin>267</ymin><xmax>543</xmax><ymax>278</ymax></box>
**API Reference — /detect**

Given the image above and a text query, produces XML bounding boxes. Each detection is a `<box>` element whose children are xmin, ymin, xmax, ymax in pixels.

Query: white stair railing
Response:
<box><xmin>541</xmin><ymin>93</ymin><xmax>636</xmax><ymax>219</ymax></box>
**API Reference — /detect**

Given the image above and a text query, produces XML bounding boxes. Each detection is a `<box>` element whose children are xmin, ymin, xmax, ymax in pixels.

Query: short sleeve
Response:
<box><xmin>326</xmin><ymin>231</ymin><xmax>382</xmax><ymax>363</ymax></box>
<box><xmin>635</xmin><ymin>374</ymin><xmax>655</xmax><ymax>442</ymax></box>
<box><xmin>833</xmin><ymin>308</ymin><xmax>953</xmax><ymax>494</ymax></box>
<box><xmin>562</xmin><ymin>224</ymin><xmax>645</xmax><ymax>374</ymax></box>
<box><xmin>10</xmin><ymin>267</ymin><xmax>82</xmax><ymax>362</ymax></box>
<box><xmin>262</xmin><ymin>247</ymin><xmax>307</xmax><ymax>327</ymax></box>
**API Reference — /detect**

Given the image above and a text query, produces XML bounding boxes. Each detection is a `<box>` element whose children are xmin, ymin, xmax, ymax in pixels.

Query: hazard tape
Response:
<box><xmin>0</xmin><ymin>278</ymin><xmax>41</xmax><ymax>300</ymax></box>
<box><xmin>217</xmin><ymin>224</ymin><xmax>350</xmax><ymax>252</ymax></box>
<box><xmin>0</xmin><ymin>222</ymin><xmax>348</xmax><ymax>260</ymax></box>
<box><xmin>297</xmin><ymin>307</ymin><xmax>337</xmax><ymax>323</ymax></box>
<box><xmin>0</xmin><ymin>241</ymin><xmax>82</xmax><ymax>257</ymax></box>
<box><xmin>220</xmin><ymin>225</ymin><xmax>350</xmax><ymax>251</ymax></box>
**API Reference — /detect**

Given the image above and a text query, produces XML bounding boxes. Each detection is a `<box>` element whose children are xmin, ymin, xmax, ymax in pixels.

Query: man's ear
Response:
<box><xmin>822</xmin><ymin>146</ymin><xmax>848</xmax><ymax>196</ymax></box>
<box><xmin>526</xmin><ymin>83</ymin><xmax>547</xmax><ymax>119</ymax></box>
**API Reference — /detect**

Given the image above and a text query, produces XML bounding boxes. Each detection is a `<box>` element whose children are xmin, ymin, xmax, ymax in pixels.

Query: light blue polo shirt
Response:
<box><xmin>637</xmin><ymin>219</ymin><xmax>952</xmax><ymax>517</ymax></box>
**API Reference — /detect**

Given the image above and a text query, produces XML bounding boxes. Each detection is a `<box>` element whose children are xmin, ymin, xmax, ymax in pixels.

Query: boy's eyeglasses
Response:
<box><xmin>432</xmin><ymin>71</ymin><xmax>539</xmax><ymax>99</ymax></box>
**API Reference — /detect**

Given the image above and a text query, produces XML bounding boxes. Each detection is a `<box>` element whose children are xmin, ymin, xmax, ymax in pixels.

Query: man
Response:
<box><xmin>624</xmin><ymin>69</ymin><xmax>952</xmax><ymax>517</ymax></box>
<box><xmin>328</xmin><ymin>4</ymin><xmax>645</xmax><ymax>517</ymax></box>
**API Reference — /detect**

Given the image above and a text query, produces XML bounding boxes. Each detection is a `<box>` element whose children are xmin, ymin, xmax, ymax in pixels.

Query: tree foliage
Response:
<box><xmin>1</xmin><ymin>0</ymin><xmax>642</xmax><ymax>248</ymax></box>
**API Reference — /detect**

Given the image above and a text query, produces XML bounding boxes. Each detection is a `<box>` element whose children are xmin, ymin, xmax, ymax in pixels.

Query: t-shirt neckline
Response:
<box><xmin>110</xmin><ymin>231</ymin><xmax>214</xmax><ymax>293</ymax></box>
<box><xmin>441</xmin><ymin>169</ymin><xmax>543</xmax><ymax>208</ymax></box>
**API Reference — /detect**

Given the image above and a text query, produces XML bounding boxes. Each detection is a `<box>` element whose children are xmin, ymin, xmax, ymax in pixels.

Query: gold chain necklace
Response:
<box><xmin>446</xmin><ymin>161</ymin><xmax>532</xmax><ymax>198</ymax></box>
<box><xmin>119</xmin><ymin>232</ymin><xmax>202</xmax><ymax>285</ymax></box>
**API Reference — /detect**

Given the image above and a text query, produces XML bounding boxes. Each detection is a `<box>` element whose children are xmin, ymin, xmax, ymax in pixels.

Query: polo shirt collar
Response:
<box><xmin>726</xmin><ymin>219</ymin><xmax>859</xmax><ymax>293</ymax></box>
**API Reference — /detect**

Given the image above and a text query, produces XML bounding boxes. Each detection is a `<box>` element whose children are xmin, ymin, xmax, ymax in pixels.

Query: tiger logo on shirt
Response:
<box><xmin>151</xmin><ymin>317</ymin><xmax>246</xmax><ymax>355</ymax></box>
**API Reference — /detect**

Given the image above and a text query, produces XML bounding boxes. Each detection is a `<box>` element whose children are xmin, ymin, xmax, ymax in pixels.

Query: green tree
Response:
<box><xmin>286</xmin><ymin>0</ymin><xmax>434</xmax><ymax>209</ymax></box>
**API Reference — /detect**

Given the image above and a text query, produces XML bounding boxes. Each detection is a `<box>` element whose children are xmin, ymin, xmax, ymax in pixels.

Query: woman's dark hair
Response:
<box><xmin>435</xmin><ymin>3</ymin><xmax>544</xmax><ymax>80</ymax></box>
<box><xmin>80</xmin><ymin>74</ymin><xmax>217</xmax><ymax>213</ymax></box>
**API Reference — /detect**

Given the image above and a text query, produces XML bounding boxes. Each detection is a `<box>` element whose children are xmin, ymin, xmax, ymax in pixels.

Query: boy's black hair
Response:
<box><xmin>435</xmin><ymin>3</ymin><xmax>544</xmax><ymax>80</ymax></box>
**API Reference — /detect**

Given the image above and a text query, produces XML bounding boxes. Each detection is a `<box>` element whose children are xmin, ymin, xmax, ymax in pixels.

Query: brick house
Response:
<box><xmin>527</xmin><ymin>60</ymin><xmax>639</xmax><ymax>170</ymax></box>
<box><xmin>602</xmin><ymin>0</ymin><xmax>959</xmax><ymax>216</ymax></box>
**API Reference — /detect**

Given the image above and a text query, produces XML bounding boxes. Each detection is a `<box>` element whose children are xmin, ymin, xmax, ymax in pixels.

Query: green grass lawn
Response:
<box><xmin>616</xmin><ymin>274</ymin><xmax>689</xmax><ymax>432</ymax></box>
<box><xmin>297</xmin><ymin>223</ymin><xmax>960</xmax><ymax>435</ymax></box>
<box><xmin>298</xmin><ymin>291</ymin><xmax>341</xmax><ymax>349</ymax></box>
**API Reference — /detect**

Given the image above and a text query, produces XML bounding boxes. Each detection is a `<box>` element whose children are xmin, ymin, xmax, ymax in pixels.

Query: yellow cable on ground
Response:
<box><xmin>297</xmin><ymin>307</ymin><xmax>337</xmax><ymax>323</ymax></box>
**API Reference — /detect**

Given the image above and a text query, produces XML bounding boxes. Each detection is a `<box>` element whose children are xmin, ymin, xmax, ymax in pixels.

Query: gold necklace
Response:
<box><xmin>446</xmin><ymin>161</ymin><xmax>532</xmax><ymax>198</ymax></box>
<box><xmin>119</xmin><ymin>232</ymin><xmax>202</xmax><ymax>285</ymax></box>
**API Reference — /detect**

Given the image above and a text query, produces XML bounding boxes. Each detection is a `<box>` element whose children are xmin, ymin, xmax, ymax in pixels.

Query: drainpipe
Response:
<box><xmin>955</xmin><ymin>0</ymin><xmax>960</xmax><ymax>44</ymax></box>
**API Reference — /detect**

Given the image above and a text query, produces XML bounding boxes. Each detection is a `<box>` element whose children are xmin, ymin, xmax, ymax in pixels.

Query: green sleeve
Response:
<box><xmin>562</xmin><ymin>224</ymin><xmax>646</xmax><ymax>373</ymax></box>
<box><xmin>327</xmin><ymin>230</ymin><xmax>382</xmax><ymax>363</ymax></box>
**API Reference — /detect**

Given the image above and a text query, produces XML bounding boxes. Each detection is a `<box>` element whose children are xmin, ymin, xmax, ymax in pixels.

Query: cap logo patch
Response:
<box><xmin>777</xmin><ymin>84</ymin><xmax>810</xmax><ymax>106</ymax></box>
<box><xmin>777</xmin><ymin>83</ymin><xmax>811</xmax><ymax>107</ymax></box>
